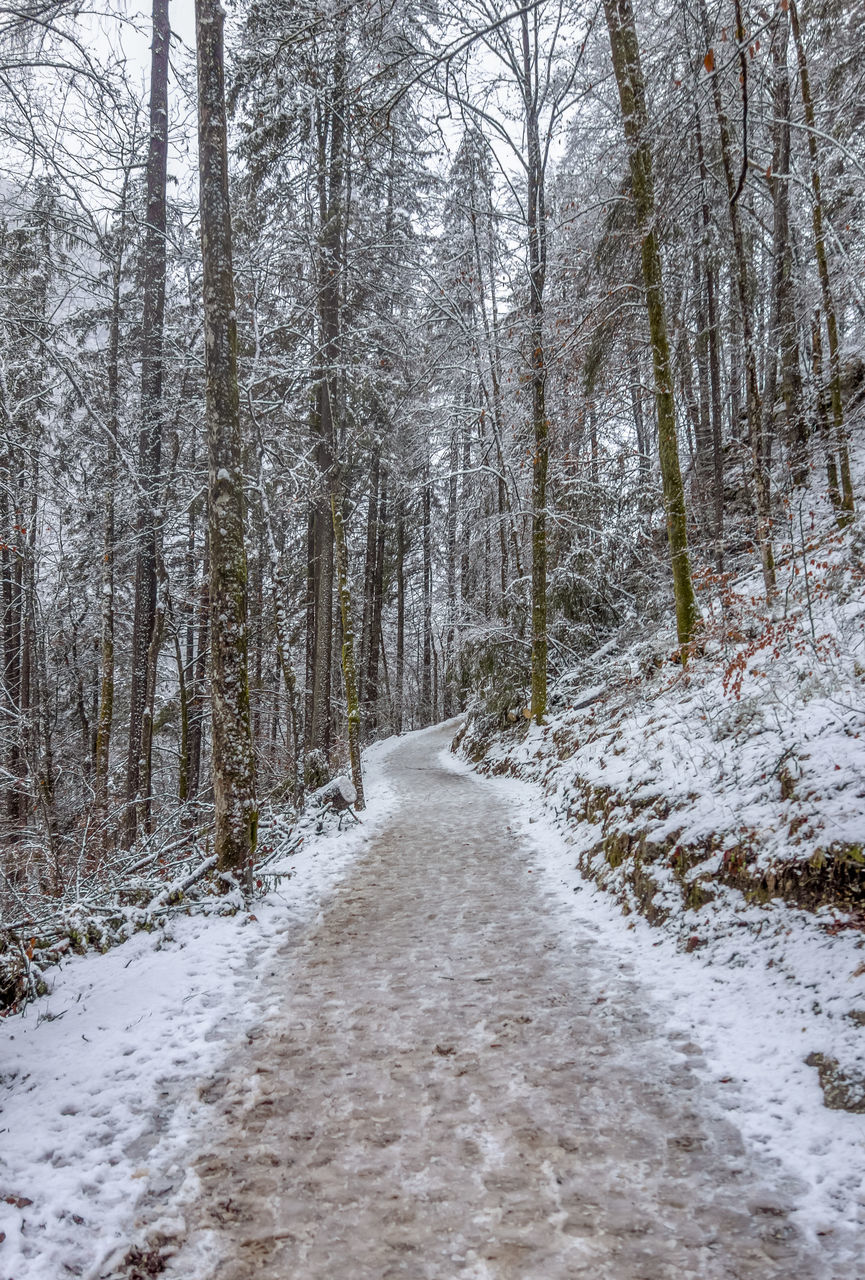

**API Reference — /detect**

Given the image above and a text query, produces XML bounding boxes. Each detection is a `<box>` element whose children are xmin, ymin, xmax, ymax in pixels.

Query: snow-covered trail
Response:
<box><xmin>142</xmin><ymin>722</ymin><xmax>838</xmax><ymax>1279</ymax></box>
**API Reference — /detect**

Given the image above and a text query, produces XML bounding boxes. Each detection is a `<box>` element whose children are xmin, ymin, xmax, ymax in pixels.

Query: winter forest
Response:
<box><xmin>0</xmin><ymin>0</ymin><xmax>861</xmax><ymax>954</ymax></box>
<box><xmin>3</xmin><ymin>0</ymin><xmax>865</xmax><ymax>1272</ymax></box>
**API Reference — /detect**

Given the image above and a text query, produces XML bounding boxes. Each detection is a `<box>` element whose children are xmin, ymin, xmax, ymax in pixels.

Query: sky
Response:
<box><xmin>65</xmin><ymin>1</ymin><xmax>203</xmax><ymax>214</ymax></box>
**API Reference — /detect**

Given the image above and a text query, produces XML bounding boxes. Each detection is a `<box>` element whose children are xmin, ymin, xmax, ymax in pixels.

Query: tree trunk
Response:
<box><xmin>1</xmin><ymin>475</ymin><xmax>23</xmax><ymax>828</ymax></box>
<box><xmin>769</xmin><ymin>15</ymin><xmax>808</xmax><ymax>489</ymax></box>
<box><xmin>811</xmin><ymin>313</ymin><xmax>841</xmax><ymax>508</ymax></box>
<box><xmin>694</xmin><ymin>103</ymin><xmax>725</xmax><ymax>569</ymax></box>
<box><xmin>94</xmin><ymin>177</ymin><xmax>130</xmax><ymax>834</ymax></box>
<box><xmin>789</xmin><ymin>0</ymin><xmax>854</xmax><ymax>523</ymax></box>
<box><xmin>366</xmin><ymin>466</ymin><xmax>386</xmax><ymax>735</ymax></box>
<box><xmin>140</xmin><ymin>562</ymin><xmax>169</xmax><ymax>834</ymax></box>
<box><xmin>308</xmin><ymin>32</ymin><xmax>347</xmax><ymax>759</ymax></box>
<box><xmin>331</xmin><ymin>492</ymin><xmax>365</xmax><ymax>809</ymax></box>
<box><xmin>604</xmin><ymin>0</ymin><xmax>700</xmax><ymax>649</ymax></box>
<box><xmin>187</xmin><ymin>532</ymin><xmax>209</xmax><ymax>802</ymax></box>
<box><xmin>699</xmin><ymin>0</ymin><xmax>775</xmax><ymax>596</ymax></box>
<box><xmin>174</xmin><ymin>624</ymin><xmax>189</xmax><ymax>803</ymax></box>
<box><xmin>421</xmin><ymin>476</ymin><xmax>432</xmax><ymax>724</ymax></box>
<box><xmin>256</xmin><ymin>449</ymin><xmax>302</xmax><ymax>802</ymax></box>
<box><xmin>521</xmin><ymin>9</ymin><xmax>549</xmax><ymax>724</ymax></box>
<box><xmin>445</xmin><ymin>425</ymin><xmax>458</xmax><ymax>715</ymax></box>
<box><xmin>395</xmin><ymin>509</ymin><xmax>405</xmax><ymax>733</ymax></box>
<box><xmin>195</xmin><ymin>0</ymin><xmax>258</xmax><ymax>880</ymax></box>
<box><xmin>180</xmin><ymin>429</ymin><xmax>199</xmax><ymax>799</ymax></box>
<box><xmin>125</xmin><ymin>0</ymin><xmax>169</xmax><ymax>846</ymax></box>
<box><xmin>303</xmin><ymin>504</ymin><xmax>316</xmax><ymax>751</ymax></box>
<box><xmin>360</xmin><ymin>448</ymin><xmax>380</xmax><ymax>731</ymax></box>
<box><xmin>310</xmin><ymin>480</ymin><xmax>334</xmax><ymax>755</ymax></box>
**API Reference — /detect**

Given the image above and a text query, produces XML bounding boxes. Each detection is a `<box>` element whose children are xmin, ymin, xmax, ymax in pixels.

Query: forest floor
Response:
<box><xmin>2</xmin><ymin>721</ymin><xmax>864</xmax><ymax>1278</ymax></box>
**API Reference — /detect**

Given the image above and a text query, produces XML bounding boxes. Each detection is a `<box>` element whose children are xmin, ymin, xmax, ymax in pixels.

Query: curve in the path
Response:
<box><xmin>159</xmin><ymin>723</ymin><xmax>836</xmax><ymax>1279</ymax></box>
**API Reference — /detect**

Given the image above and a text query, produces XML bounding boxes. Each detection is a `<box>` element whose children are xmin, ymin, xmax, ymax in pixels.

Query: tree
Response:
<box><xmin>195</xmin><ymin>0</ymin><xmax>258</xmax><ymax>880</ymax></box>
<box><xmin>125</xmin><ymin>0</ymin><xmax>170</xmax><ymax>846</ymax></box>
<box><xmin>602</xmin><ymin>0</ymin><xmax>700</xmax><ymax>650</ymax></box>
<box><xmin>698</xmin><ymin>0</ymin><xmax>775</xmax><ymax>597</ymax></box>
<box><xmin>789</xmin><ymin>0</ymin><xmax>854</xmax><ymax>524</ymax></box>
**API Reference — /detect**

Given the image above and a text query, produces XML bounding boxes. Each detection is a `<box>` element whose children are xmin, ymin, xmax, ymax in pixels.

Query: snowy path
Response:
<box><xmin>142</xmin><ymin>723</ymin><xmax>840</xmax><ymax>1279</ymax></box>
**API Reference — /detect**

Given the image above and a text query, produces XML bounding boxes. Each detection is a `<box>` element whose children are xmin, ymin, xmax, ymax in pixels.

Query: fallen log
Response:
<box><xmin>144</xmin><ymin>855</ymin><xmax>219</xmax><ymax>914</ymax></box>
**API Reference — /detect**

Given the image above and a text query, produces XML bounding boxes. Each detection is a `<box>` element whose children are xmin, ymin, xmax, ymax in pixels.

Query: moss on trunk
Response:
<box><xmin>603</xmin><ymin>0</ymin><xmax>699</xmax><ymax>649</ymax></box>
<box><xmin>195</xmin><ymin>0</ymin><xmax>258</xmax><ymax>882</ymax></box>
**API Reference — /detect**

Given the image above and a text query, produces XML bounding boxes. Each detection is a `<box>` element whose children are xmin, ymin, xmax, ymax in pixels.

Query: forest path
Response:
<box><xmin>160</xmin><ymin>723</ymin><xmax>833</xmax><ymax>1280</ymax></box>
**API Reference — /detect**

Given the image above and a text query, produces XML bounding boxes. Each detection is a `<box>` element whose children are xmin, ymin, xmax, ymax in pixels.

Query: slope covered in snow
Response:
<box><xmin>445</xmin><ymin>745</ymin><xmax>865</xmax><ymax>1255</ymax></box>
<box><xmin>453</xmin><ymin>501</ymin><xmax>865</xmax><ymax>1232</ymax></box>
<box><xmin>0</xmin><ymin>741</ymin><xmax>400</xmax><ymax>1279</ymax></box>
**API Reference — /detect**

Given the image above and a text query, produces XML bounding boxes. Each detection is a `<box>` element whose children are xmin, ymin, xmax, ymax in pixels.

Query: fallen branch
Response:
<box><xmin>144</xmin><ymin>855</ymin><xmax>218</xmax><ymax>914</ymax></box>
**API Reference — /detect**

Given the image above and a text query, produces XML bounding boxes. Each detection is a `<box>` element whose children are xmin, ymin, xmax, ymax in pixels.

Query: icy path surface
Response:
<box><xmin>148</xmin><ymin>723</ymin><xmax>843</xmax><ymax>1279</ymax></box>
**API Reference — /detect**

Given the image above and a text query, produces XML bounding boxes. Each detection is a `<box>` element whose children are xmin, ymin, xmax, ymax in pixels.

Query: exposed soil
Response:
<box><xmin>142</xmin><ymin>724</ymin><xmax>841</xmax><ymax>1278</ymax></box>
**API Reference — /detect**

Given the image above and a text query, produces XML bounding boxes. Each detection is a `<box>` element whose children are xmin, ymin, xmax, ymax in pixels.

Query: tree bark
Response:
<box><xmin>187</xmin><ymin>532</ymin><xmax>209</xmax><ymax>803</ymax></box>
<box><xmin>331</xmin><ymin>492</ymin><xmax>365</xmax><ymax>809</ymax></box>
<box><xmin>94</xmin><ymin>187</ymin><xmax>127</xmax><ymax>835</ymax></box>
<box><xmin>395</xmin><ymin>508</ymin><xmax>405</xmax><ymax>733</ymax></box>
<box><xmin>366</xmin><ymin>466</ymin><xmax>386</xmax><ymax>734</ymax></box>
<box><xmin>256</xmin><ymin>449</ymin><xmax>302</xmax><ymax>802</ymax></box>
<box><xmin>811</xmin><ymin>313</ymin><xmax>841</xmax><ymax>508</ymax></box>
<box><xmin>125</xmin><ymin>0</ymin><xmax>169</xmax><ymax>846</ymax></box>
<box><xmin>604</xmin><ymin>0</ymin><xmax>700</xmax><ymax>649</ymax></box>
<box><xmin>360</xmin><ymin>448</ymin><xmax>380</xmax><ymax>732</ymax></box>
<box><xmin>521</xmin><ymin>9</ymin><xmax>549</xmax><ymax>724</ymax></box>
<box><xmin>307</xmin><ymin>31</ymin><xmax>347</xmax><ymax>758</ymax></box>
<box><xmin>195</xmin><ymin>0</ymin><xmax>258</xmax><ymax>880</ymax></box>
<box><xmin>445</xmin><ymin>425</ymin><xmax>458</xmax><ymax>715</ymax></box>
<box><xmin>769</xmin><ymin>15</ymin><xmax>808</xmax><ymax>488</ymax></box>
<box><xmin>421</xmin><ymin>475</ymin><xmax>433</xmax><ymax>725</ymax></box>
<box><xmin>694</xmin><ymin>103</ymin><xmax>725</xmax><ymax>570</ymax></box>
<box><xmin>789</xmin><ymin>0</ymin><xmax>854</xmax><ymax>523</ymax></box>
<box><xmin>699</xmin><ymin>0</ymin><xmax>775</xmax><ymax>596</ymax></box>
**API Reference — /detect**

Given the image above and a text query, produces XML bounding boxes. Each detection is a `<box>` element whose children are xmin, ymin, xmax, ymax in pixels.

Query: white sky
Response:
<box><xmin>73</xmin><ymin>1</ymin><xmax>202</xmax><ymax>212</ymax></box>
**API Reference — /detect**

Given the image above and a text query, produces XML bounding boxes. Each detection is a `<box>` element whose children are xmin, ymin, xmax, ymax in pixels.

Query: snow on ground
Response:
<box><xmin>442</xmin><ymin>744</ymin><xmax>865</xmax><ymax>1253</ymax></box>
<box><xmin>3</xmin><ymin>707</ymin><xmax>865</xmax><ymax>1275</ymax></box>
<box><xmin>447</xmin><ymin>497</ymin><xmax>865</xmax><ymax>1247</ymax></box>
<box><xmin>473</xmin><ymin>502</ymin><xmax>865</xmax><ymax>891</ymax></box>
<box><xmin>0</xmin><ymin>738</ymin><xmax>400</xmax><ymax>1280</ymax></box>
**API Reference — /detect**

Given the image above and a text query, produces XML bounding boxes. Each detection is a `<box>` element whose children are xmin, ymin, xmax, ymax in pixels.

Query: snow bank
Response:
<box><xmin>441</xmin><ymin>741</ymin><xmax>865</xmax><ymax>1255</ymax></box>
<box><xmin>450</xmin><ymin>516</ymin><xmax>865</xmax><ymax>1253</ymax></box>
<box><xmin>0</xmin><ymin>738</ymin><xmax>399</xmax><ymax>1279</ymax></box>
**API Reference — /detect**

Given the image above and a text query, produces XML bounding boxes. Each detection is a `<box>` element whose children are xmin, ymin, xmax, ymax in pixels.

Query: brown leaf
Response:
<box><xmin>704</xmin><ymin>49</ymin><xmax>715</xmax><ymax>73</ymax></box>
